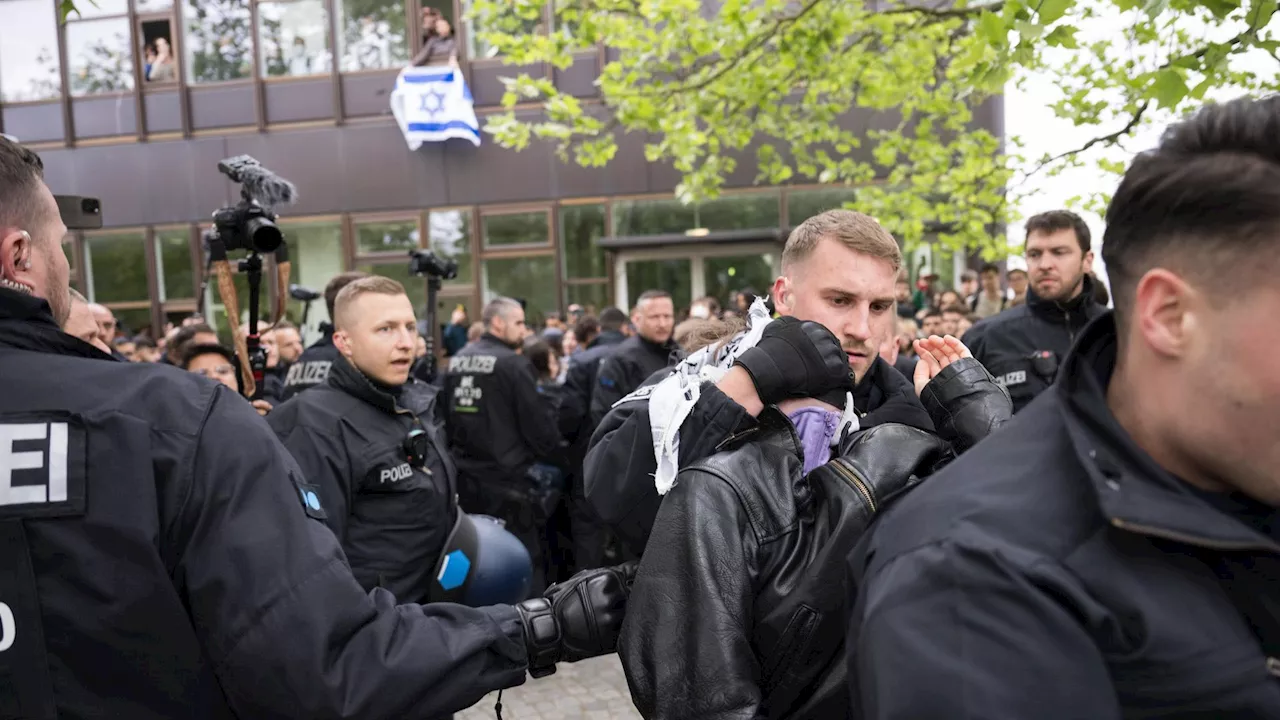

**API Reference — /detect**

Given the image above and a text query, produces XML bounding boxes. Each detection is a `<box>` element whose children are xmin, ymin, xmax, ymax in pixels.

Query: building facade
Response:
<box><xmin>0</xmin><ymin>0</ymin><xmax>1002</xmax><ymax>341</ymax></box>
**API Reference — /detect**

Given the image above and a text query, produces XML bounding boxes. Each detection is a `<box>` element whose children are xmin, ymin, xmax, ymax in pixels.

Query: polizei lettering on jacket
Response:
<box><xmin>995</xmin><ymin>370</ymin><xmax>1027</xmax><ymax>388</ymax></box>
<box><xmin>0</xmin><ymin>422</ymin><xmax>68</xmax><ymax>506</ymax></box>
<box><xmin>448</xmin><ymin>355</ymin><xmax>497</xmax><ymax>374</ymax></box>
<box><xmin>379</xmin><ymin>463</ymin><xmax>414</xmax><ymax>484</ymax></box>
<box><xmin>285</xmin><ymin>360</ymin><xmax>332</xmax><ymax>386</ymax></box>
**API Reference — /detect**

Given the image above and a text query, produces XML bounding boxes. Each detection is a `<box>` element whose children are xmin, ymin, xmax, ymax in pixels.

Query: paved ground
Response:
<box><xmin>457</xmin><ymin>656</ymin><xmax>642</xmax><ymax>720</ymax></box>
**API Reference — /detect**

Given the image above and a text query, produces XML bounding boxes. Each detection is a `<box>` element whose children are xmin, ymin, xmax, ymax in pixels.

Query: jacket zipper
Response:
<box><xmin>831</xmin><ymin>459</ymin><xmax>876</xmax><ymax>513</ymax></box>
<box><xmin>1109</xmin><ymin>518</ymin><xmax>1277</xmax><ymax>554</ymax></box>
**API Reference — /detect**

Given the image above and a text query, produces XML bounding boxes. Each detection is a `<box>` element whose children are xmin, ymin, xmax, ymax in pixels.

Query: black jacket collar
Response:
<box><xmin>0</xmin><ymin>288</ymin><xmax>115</xmax><ymax>361</ymax></box>
<box><xmin>1058</xmin><ymin>312</ymin><xmax>1277</xmax><ymax>551</ymax></box>
<box><xmin>1026</xmin><ymin>273</ymin><xmax>1103</xmax><ymax>327</ymax></box>
<box><xmin>327</xmin><ymin>355</ymin><xmax>405</xmax><ymax>414</ymax></box>
<box><xmin>855</xmin><ymin>356</ymin><xmax>936</xmax><ymax>433</ymax></box>
<box><xmin>480</xmin><ymin>332</ymin><xmax>519</xmax><ymax>351</ymax></box>
<box><xmin>308</xmin><ymin>323</ymin><xmax>334</xmax><ymax>350</ymax></box>
<box><xmin>589</xmin><ymin>329</ymin><xmax>626</xmax><ymax>349</ymax></box>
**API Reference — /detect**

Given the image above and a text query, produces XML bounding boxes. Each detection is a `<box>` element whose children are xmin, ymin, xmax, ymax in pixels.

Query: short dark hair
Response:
<box><xmin>0</xmin><ymin>136</ymin><xmax>50</xmax><ymax>231</ymax></box>
<box><xmin>599</xmin><ymin>307</ymin><xmax>628</xmax><ymax>333</ymax></box>
<box><xmin>522</xmin><ymin>338</ymin><xmax>555</xmax><ymax>379</ymax></box>
<box><xmin>1103</xmin><ymin>95</ymin><xmax>1280</xmax><ymax>328</ymax></box>
<box><xmin>133</xmin><ymin>335</ymin><xmax>157</xmax><ymax>350</ymax></box>
<box><xmin>942</xmin><ymin>303</ymin><xmax>968</xmax><ymax>316</ymax></box>
<box><xmin>180</xmin><ymin>342</ymin><xmax>235</xmax><ymax>370</ymax></box>
<box><xmin>572</xmin><ymin>315</ymin><xmax>599</xmax><ymax>343</ymax></box>
<box><xmin>324</xmin><ymin>271</ymin><xmax>369</xmax><ymax>321</ymax></box>
<box><xmin>1025</xmin><ymin>210</ymin><xmax>1091</xmax><ymax>253</ymax></box>
<box><xmin>922</xmin><ymin>308</ymin><xmax>943</xmax><ymax>320</ymax></box>
<box><xmin>980</xmin><ymin>263</ymin><xmax>1000</xmax><ymax>275</ymax></box>
<box><xmin>170</xmin><ymin>323</ymin><xmax>215</xmax><ymax>357</ymax></box>
<box><xmin>634</xmin><ymin>289</ymin><xmax>671</xmax><ymax>308</ymax></box>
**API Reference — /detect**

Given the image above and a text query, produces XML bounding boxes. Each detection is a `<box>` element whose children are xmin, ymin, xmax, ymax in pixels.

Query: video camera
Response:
<box><xmin>408</xmin><ymin>249</ymin><xmax>459</xmax><ymax>280</ymax></box>
<box><xmin>205</xmin><ymin>156</ymin><xmax>295</xmax><ymax>255</ymax></box>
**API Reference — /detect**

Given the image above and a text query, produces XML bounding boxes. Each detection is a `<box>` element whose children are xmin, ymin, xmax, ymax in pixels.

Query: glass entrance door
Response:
<box><xmin>615</xmin><ymin>244</ymin><xmax>779</xmax><ymax>314</ymax></box>
<box><xmin>624</xmin><ymin>258</ymin><xmax>692</xmax><ymax>311</ymax></box>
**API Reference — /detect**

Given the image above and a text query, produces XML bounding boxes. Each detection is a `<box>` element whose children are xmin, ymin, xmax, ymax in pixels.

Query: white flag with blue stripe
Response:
<box><xmin>391</xmin><ymin>66</ymin><xmax>482</xmax><ymax>150</ymax></box>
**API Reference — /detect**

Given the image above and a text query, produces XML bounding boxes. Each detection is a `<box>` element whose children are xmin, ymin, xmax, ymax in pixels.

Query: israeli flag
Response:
<box><xmin>391</xmin><ymin>66</ymin><xmax>482</xmax><ymax>150</ymax></box>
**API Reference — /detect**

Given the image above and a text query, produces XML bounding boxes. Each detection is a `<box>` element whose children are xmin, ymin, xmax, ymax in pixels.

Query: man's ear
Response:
<box><xmin>333</xmin><ymin>329</ymin><xmax>353</xmax><ymax>358</ymax></box>
<box><xmin>771</xmin><ymin>275</ymin><xmax>793</xmax><ymax>315</ymax></box>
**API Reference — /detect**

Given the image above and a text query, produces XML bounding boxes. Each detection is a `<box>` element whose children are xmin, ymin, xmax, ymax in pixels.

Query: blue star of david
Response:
<box><xmin>419</xmin><ymin>88</ymin><xmax>446</xmax><ymax>117</ymax></box>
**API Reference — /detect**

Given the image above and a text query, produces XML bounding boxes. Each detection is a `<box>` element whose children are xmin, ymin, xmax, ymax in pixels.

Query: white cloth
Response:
<box><xmin>640</xmin><ymin>299</ymin><xmax>859</xmax><ymax>495</ymax></box>
<box><xmin>391</xmin><ymin>66</ymin><xmax>481</xmax><ymax>150</ymax></box>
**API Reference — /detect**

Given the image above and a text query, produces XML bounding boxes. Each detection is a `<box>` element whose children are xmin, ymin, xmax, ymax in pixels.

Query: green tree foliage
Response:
<box><xmin>471</xmin><ymin>0</ymin><xmax>1280</xmax><ymax>257</ymax></box>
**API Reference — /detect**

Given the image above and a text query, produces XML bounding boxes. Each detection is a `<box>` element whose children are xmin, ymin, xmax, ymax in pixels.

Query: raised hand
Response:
<box><xmin>912</xmin><ymin>335</ymin><xmax>972</xmax><ymax>397</ymax></box>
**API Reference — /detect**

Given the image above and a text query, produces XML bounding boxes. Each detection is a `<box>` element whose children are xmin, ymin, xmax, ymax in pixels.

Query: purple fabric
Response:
<box><xmin>788</xmin><ymin>406</ymin><xmax>841</xmax><ymax>474</ymax></box>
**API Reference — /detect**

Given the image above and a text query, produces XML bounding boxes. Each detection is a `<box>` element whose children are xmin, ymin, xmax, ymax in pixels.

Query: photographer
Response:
<box><xmin>0</xmin><ymin>139</ymin><xmax>636</xmax><ymax>718</ymax></box>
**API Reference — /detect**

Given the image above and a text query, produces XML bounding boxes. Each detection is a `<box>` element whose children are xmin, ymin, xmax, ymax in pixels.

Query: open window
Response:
<box><xmin>139</xmin><ymin>18</ymin><xmax>179</xmax><ymax>84</ymax></box>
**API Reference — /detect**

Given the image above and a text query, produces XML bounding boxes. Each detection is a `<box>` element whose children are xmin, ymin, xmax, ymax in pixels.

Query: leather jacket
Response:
<box><xmin>619</xmin><ymin>358</ymin><xmax>1011</xmax><ymax>720</ymax></box>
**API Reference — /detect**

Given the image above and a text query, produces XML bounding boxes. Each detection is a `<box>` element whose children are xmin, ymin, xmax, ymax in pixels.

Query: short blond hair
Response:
<box><xmin>333</xmin><ymin>276</ymin><xmax>407</xmax><ymax>330</ymax></box>
<box><xmin>782</xmin><ymin>209</ymin><xmax>901</xmax><ymax>273</ymax></box>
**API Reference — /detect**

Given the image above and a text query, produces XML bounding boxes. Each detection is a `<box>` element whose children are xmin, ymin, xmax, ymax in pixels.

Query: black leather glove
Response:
<box><xmin>815</xmin><ymin>423</ymin><xmax>950</xmax><ymax>513</ymax></box>
<box><xmin>918</xmin><ymin>357</ymin><xmax>1012</xmax><ymax>455</ymax></box>
<box><xmin>733</xmin><ymin>317</ymin><xmax>852</xmax><ymax>406</ymax></box>
<box><xmin>515</xmin><ymin>561</ymin><xmax>637</xmax><ymax>679</ymax></box>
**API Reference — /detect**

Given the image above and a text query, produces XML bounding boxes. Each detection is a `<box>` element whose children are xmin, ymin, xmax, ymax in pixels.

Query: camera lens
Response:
<box><xmin>245</xmin><ymin>216</ymin><xmax>283</xmax><ymax>253</ymax></box>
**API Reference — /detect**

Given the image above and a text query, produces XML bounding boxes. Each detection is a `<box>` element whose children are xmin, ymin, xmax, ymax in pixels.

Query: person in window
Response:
<box><xmin>149</xmin><ymin>37</ymin><xmax>176</xmax><ymax>83</ymax></box>
<box><xmin>287</xmin><ymin>37</ymin><xmax>312</xmax><ymax>76</ymax></box>
<box><xmin>411</xmin><ymin>15</ymin><xmax>458</xmax><ymax>67</ymax></box>
<box><xmin>142</xmin><ymin>43</ymin><xmax>157</xmax><ymax>82</ymax></box>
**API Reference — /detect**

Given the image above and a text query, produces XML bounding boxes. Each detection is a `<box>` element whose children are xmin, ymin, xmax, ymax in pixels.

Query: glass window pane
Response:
<box><xmin>787</xmin><ymin>187</ymin><xmax>857</xmax><ymax>227</ymax></box>
<box><xmin>696</xmin><ymin>192</ymin><xmax>780</xmax><ymax>231</ymax></box>
<box><xmin>258</xmin><ymin>0</ymin><xmax>332</xmax><ymax>78</ymax></box>
<box><xmin>566</xmin><ymin>283</ymin><xmax>608</xmax><ymax>316</ymax></box>
<box><xmin>336</xmin><ymin>0</ymin><xmax>409</xmax><ymax>71</ymax></box>
<box><xmin>136</xmin><ymin>0</ymin><xmax>173</xmax><ymax>13</ymax></box>
<box><xmin>429</xmin><ymin>293</ymin><xmax>474</xmax><ymax>354</ymax></box>
<box><xmin>157</xmin><ymin>229</ymin><xmax>195</xmax><ymax>301</ymax></box>
<box><xmin>612</xmin><ymin>194</ymin><xmax>780</xmax><ymax>236</ymax></box>
<box><xmin>71</xmin><ymin>0</ymin><xmax>129</xmax><ymax>18</ymax></box>
<box><xmin>356</xmin><ymin>261</ymin><xmax>428</xmax><ymax>315</ymax></box>
<box><xmin>703</xmin><ymin>253</ymin><xmax>776</xmax><ymax>312</ymax></box>
<box><xmin>0</xmin><ymin>0</ymin><xmax>63</xmax><ymax>102</ymax></box>
<box><xmin>87</xmin><ymin>231</ymin><xmax>149</xmax><ymax>304</ymax></box>
<box><xmin>483</xmin><ymin>255</ymin><xmax>557</xmax><ymax>328</ymax></box>
<box><xmin>66</xmin><ymin>18</ymin><xmax>134</xmax><ymax>96</ymax></box>
<box><xmin>110</xmin><ymin>307</ymin><xmax>153</xmax><ymax>338</ymax></box>
<box><xmin>612</xmin><ymin>198</ymin><xmax>695</xmax><ymax>236</ymax></box>
<box><xmin>280</xmin><ymin>221</ymin><xmax>344</xmax><ymax>341</ymax></box>
<box><xmin>428</xmin><ymin>208</ymin><xmax>473</xmax><ymax>286</ymax></box>
<box><xmin>185</xmin><ymin>0</ymin><xmax>254</xmax><ymax>83</ymax></box>
<box><xmin>141</xmin><ymin>22</ymin><xmax>179</xmax><ymax>84</ymax></box>
<box><xmin>560</xmin><ymin>204</ymin><xmax>606</xmax><ymax>279</ymax></box>
<box><xmin>462</xmin><ymin>0</ymin><xmax>542</xmax><ymax>60</ymax></box>
<box><xmin>625</xmin><ymin>258</ymin><xmax>690</xmax><ymax>312</ymax></box>
<box><xmin>356</xmin><ymin>219</ymin><xmax>419</xmax><ymax>254</ymax></box>
<box><xmin>483</xmin><ymin>211</ymin><xmax>548</xmax><ymax>248</ymax></box>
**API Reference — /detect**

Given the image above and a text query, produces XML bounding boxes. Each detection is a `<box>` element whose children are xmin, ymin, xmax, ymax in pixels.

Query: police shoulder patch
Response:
<box><xmin>293</xmin><ymin>478</ymin><xmax>327</xmax><ymax>520</ymax></box>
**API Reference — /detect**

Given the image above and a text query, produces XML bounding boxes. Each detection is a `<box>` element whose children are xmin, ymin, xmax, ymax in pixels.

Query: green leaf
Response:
<box><xmin>1247</xmin><ymin>0</ymin><xmax>1277</xmax><ymax>28</ymax></box>
<box><xmin>1043</xmin><ymin>24</ymin><xmax>1079</xmax><ymax>48</ymax></box>
<box><xmin>978</xmin><ymin>11</ymin><xmax>1008</xmax><ymax>46</ymax></box>
<box><xmin>1189</xmin><ymin>76</ymin><xmax>1214</xmax><ymax>99</ymax></box>
<box><xmin>1141</xmin><ymin>0</ymin><xmax>1170</xmax><ymax>19</ymax></box>
<box><xmin>1200</xmin><ymin>0</ymin><xmax>1241</xmax><ymax>18</ymax></box>
<box><xmin>1035</xmin><ymin>0</ymin><xmax>1072</xmax><ymax>24</ymax></box>
<box><xmin>1153</xmin><ymin>68</ymin><xmax>1189</xmax><ymax>108</ymax></box>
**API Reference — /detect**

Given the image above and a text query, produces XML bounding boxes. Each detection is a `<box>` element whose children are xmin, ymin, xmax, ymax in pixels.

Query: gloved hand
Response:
<box><xmin>733</xmin><ymin>317</ymin><xmax>852</xmax><ymax>407</ymax></box>
<box><xmin>515</xmin><ymin>561</ymin><xmax>638</xmax><ymax>678</ymax></box>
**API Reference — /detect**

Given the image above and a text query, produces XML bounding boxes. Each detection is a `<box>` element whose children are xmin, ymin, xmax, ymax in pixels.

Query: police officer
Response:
<box><xmin>589</xmin><ymin>290</ymin><xmax>679</xmax><ymax>426</ymax></box>
<box><xmin>0</xmin><ymin>137</ymin><xmax>633</xmax><ymax>719</ymax></box>
<box><xmin>963</xmin><ymin>209</ymin><xmax>1105</xmax><ymax>412</ymax></box>
<box><xmin>444</xmin><ymin>297</ymin><xmax>560</xmax><ymax>593</ymax></box>
<box><xmin>270</xmin><ymin>276</ymin><xmax>462</xmax><ymax>604</ymax></box>
<box><xmin>279</xmin><ymin>270</ymin><xmax>367</xmax><ymax>400</ymax></box>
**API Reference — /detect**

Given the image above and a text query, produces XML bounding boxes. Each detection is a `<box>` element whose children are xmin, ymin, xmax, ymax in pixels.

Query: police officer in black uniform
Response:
<box><xmin>589</xmin><ymin>290</ymin><xmax>679</xmax><ymax>426</ymax></box>
<box><xmin>0</xmin><ymin>137</ymin><xmax>633</xmax><ymax>719</ymax></box>
<box><xmin>279</xmin><ymin>270</ymin><xmax>367</xmax><ymax>400</ymax></box>
<box><xmin>270</xmin><ymin>276</ymin><xmax>465</xmax><ymax>603</ymax></box>
<box><xmin>964</xmin><ymin>209</ymin><xmax>1105</xmax><ymax>413</ymax></box>
<box><xmin>444</xmin><ymin>296</ymin><xmax>560</xmax><ymax>593</ymax></box>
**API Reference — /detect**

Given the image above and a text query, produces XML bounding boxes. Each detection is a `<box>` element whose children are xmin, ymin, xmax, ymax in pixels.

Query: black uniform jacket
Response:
<box><xmin>269</xmin><ymin>355</ymin><xmax>457</xmax><ymax>604</ymax></box>
<box><xmin>849</xmin><ymin>312</ymin><xmax>1280</xmax><ymax>719</ymax></box>
<box><xmin>443</xmin><ymin>334</ymin><xmax>560</xmax><ymax>487</ymax></box>
<box><xmin>559</xmin><ymin>329</ymin><xmax>626</xmax><ymax>444</ymax></box>
<box><xmin>588</xmin><ymin>334</ymin><xmax>680</xmax><ymax>426</ymax></box>
<box><xmin>0</xmin><ymin>289</ymin><xmax>527</xmax><ymax>720</ymax></box>
<box><xmin>621</xmin><ymin>358</ymin><xmax>1010</xmax><ymax>719</ymax></box>
<box><xmin>279</xmin><ymin>324</ymin><xmax>341</xmax><ymax>401</ymax></box>
<box><xmin>585</xmin><ymin>356</ymin><xmax>932</xmax><ymax>559</ymax></box>
<box><xmin>964</xmin><ymin>274</ymin><xmax>1106</xmax><ymax>412</ymax></box>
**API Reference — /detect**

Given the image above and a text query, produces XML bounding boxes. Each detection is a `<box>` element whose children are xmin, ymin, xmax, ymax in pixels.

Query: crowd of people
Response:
<box><xmin>1</xmin><ymin>94</ymin><xmax>1279</xmax><ymax>720</ymax></box>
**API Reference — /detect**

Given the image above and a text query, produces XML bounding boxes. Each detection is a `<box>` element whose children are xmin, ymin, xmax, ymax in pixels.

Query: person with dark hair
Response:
<box><xmin>970</xmin><ymin>262</ymin><xmax>1007</xmax><ymax>318</ymax></box>
<box><xmin>0</xmin><ymin>135</ymin><xmax>634</xmax><ymax>718</ymax></box>
<box><xmin>963</xmin><ymin>208</ymin><xmax>1106</xmax><ymax>412</ymax></box>
<box><xmin>163</xmin><ymin>322</ymin><xmax>217</xmax><ymax>365</ymax></box>
<box><xmin>918</xmin><ymin>307</ymin><xmax>944</xmax><ymax>337</ymax></box>
<box><xmin>589</xmin><ymin>290</ymin><xmax>679</xmax><ymax>426</ymax></box>
<box><xmin>132</xmin><ymin>334</ymin><xmax>160</xmax><ymax>362</ymax></box>
<box><xmin>280</xmin><ymin>270</ymin><xmax>368</xmax><ymax>399</ymax></box>
<box><xmin>850</xmin><ymin>95</ymin><xmax>1280</xmax><ymax>719</ymax></box>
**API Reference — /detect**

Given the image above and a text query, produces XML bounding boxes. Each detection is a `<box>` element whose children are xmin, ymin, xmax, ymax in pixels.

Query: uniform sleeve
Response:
<box><xmin>584</xmin><ymin>382</ymin><xmax>751</xmax><ymax>557</ymax></box>
<box><xmin>558</xmin><ymin>361</ymin><xmax>593</xmax><ymax>444</ymax></box>
<box><xmin>173</xmin><ymin>388</ymin><xmax>528</xmax><ymax>720</ymax></box>
<box><xmin>963</xmin><ymin>321</ymin><xmax>991</xmax><ymax>369</ymax></box>
<box><xmin>589</xmin><ymin>354</ymin><xmax>629</xmax><ymax>427</ymax></box>
<box><xmin>620</xmin><ymin>468</ymin><xmax>763</xmax><ymax>720</ymax></box>
<box><xmin>505</xmin><ymin>355</ymin><xmax>560</xmax><ymax>459</ymax></box>
<box><xmin>848</xmin><ymin>540</ymin><xmax>1120</xmax><ymax>720</ymax></box>
<box><xmin>272</xmin><ymin>418</ymin><xmax>353</xmax><ymax>540</ymax></box>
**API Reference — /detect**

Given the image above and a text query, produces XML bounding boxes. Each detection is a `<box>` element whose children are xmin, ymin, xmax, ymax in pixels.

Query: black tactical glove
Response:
<box><xmin>733</xmin><ymin>317</ymin><xmax>852</xmax><ymax>407</ymax></box>
<box><xmin>515</xmin><ymin>561</ymin><xmax>638</xmax><ymax>679</ymax></box>
<box><xmin>918</xmin><ymin>357</ymin><xmax>1012</xmax><ymax>455</ymax></box>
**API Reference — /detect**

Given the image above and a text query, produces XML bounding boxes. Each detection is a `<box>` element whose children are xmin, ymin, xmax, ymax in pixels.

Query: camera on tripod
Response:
<box><xmin>205</xmin><ymin>156</ymin><xmax>294</xmax><ymax>255</ymax></box>
<box><xmin>409</xmin><ymin>249</ymin><xmax>459</xmax><ymax>280</ymax></box>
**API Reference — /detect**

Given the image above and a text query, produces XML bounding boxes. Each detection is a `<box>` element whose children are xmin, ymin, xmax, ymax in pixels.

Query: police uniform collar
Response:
<box><xmin>1027</xmin><ymin>273</ymin><xmax>1098</xmax><ymax>324</ymax></box>
<box><xmin>0</xmin><ymin>287</ymin><xmax>115</xmax><ymax>361</ymax></box>
<box><xmin>481</xmin><ymin>332</ymin><xmax>519</xmax><ymax>350</ymax></box>
<box><xmin>328</xmin><ymin>354</ymin><xmax>404</xmax><ymax>413</ymax></box>
<box><xmin>1057</xmin><ymin>312</ymin><xmax>1276</xmax><ymax>551</ymax></box>
<box><xmin>854</xmin><ymin>356</ymin><xmax>936</xmax><ymax>433</ymax></box>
